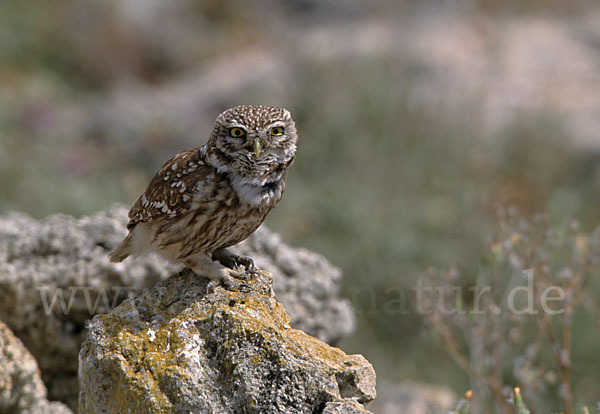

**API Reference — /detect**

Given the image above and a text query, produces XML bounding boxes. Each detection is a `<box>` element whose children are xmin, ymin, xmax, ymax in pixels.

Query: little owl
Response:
<box><xmin>109</xmin><ymin>105</ymin><xmax>297</xmax><ymax>287</ymax></box>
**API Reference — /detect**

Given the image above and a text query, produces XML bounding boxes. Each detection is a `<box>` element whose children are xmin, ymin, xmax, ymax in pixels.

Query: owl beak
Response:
<box><xmin>253</xmin><ymin>139</ymin><xmax>262</xmax><ymax>158</ymax></box>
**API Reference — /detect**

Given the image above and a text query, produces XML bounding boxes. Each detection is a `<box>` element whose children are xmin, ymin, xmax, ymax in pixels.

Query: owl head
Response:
<box><xmin>206</xmin><ymin>105</ymin><xmax>297</xmax><ymax>182</ymax></box>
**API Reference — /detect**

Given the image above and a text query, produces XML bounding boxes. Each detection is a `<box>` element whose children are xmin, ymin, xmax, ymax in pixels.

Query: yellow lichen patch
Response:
<box><xmin>282</xmin><ymin>327</ymin><xmax>348</xmax><ymax>366</ymax></box>
<box><xmin>250</xmin><ymin>354</ymin><xmax>263</xmax><ymax>365</ymax></box>
<box><xmin>84</xmin><ymin>315</ymin><xmax>192</xmax><ymax>413</ymax></box>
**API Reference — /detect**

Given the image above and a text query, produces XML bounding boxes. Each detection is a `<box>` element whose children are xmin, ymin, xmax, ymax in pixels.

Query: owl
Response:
<box><xmin>109</xmin><ymin>105</ymin><xmax>297</xmax><ymax>288</ymax></box>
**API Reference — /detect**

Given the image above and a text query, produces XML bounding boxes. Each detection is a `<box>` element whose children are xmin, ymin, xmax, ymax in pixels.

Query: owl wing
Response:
<box><xmin>127</xmin><ymin>146</ymin><xmax>213</xmax><ymax>229</ymax></box>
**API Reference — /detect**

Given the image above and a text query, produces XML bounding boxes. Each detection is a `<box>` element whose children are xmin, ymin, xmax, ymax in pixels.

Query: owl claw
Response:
<box><xmin>206</xmin><ymin>279</ymin><xmax>221</xmax><ymax>293</ymax></box>
<box><xmin>206</xmin><ymin>274</ymin><xmax>237</xmax><ymax>293</ymax></box>
<box><xmin>206</xmin><ymin>276</ymin><xmax>253</xmax><ymax>293</ymax></box>
<box><xmin>212</xmin><ymin>249</ymin><xmax>256</xmax><ymax>273</ymax></box>
<box><xmin>245</xmin><ymin>267</ymin><xmax>259</xmax><ymax>276</ymax></box>
<box><xmin>237</xmin><ymin>283</ymin><xmax>253</xmax><ymax>292</ymax></box>
<box><xmin>235</xmin><ymin>256</ymin><xmax>255</xmax><ymax>272</ymax></box>
<box><xmin>230</xmin><ymin>268</ymin><xmax>250</xmax><ymax>280</ymax></box>
<box><xmin>232</xmin><ymin>256</ymin><xmax>257</xmax><ymax>278</ymax></box>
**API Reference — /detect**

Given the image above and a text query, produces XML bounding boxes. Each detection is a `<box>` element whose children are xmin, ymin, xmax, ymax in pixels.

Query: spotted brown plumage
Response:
<box><xmin>126</xmin><ymin>147</ymin><xmax>208</xmax><ymax>227</ymax></box>
<box><xmin>109</xmin><ymin>105</ymin><xmax>298</xmax><ymax>287</ymax></box>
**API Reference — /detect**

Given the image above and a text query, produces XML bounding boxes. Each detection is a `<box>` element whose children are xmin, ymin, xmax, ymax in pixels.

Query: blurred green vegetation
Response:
<box><xmin>269</xmin><ymin>61</ymin><xmax>600</xmax><ymax>404</ymax></box>
<box><xmin>1</xmin><ymin>0</ymin><xmax>600</xmax><ymax>410</ymax></box>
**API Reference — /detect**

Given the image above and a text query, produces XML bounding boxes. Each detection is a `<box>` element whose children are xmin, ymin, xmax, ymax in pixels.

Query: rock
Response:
<box><xmin>322</xmin><ymin>401</ymin><xmax>374</xmax><ymax>413</ymax></box>
<box><xmin>78</xmin><ymin>270</ymin><xmax>375</xmax><ymax>413</ymax></box>
<box><xmin>0</xmin><ymin>206</ymin><xmax>354</xmax><ymax>408</ymax></box>
<box><xmin>0</xmin><ymin>207</ymin><xmax>173</xmax><ymax>408</ymax></box>
<box><xmin>0</xmin><ymin>320</ymin><xmax>72</xmax><ymax>414</ymax></box>
<box><xmin>233</xmin><ymin>227</ymin><xmax>354</xmax><ymax>344</ymax></box>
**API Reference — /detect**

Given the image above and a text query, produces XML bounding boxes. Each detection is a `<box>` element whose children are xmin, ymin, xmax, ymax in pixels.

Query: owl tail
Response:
<box><xmin>109</xmin><ymin>233</ymin><xmax>133</xmax><ymax>263</ymax></box>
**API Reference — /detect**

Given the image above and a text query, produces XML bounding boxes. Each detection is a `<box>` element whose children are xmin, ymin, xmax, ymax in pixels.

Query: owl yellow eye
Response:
<box><xmin>229</xmin><ymin>127</ymin><xmax>246</xmax><ymax>138</ymax></box>
<box><xmin>270</xmin><ymin>127</ymin><xmax>284</xmax><ymax>136</ymax></box>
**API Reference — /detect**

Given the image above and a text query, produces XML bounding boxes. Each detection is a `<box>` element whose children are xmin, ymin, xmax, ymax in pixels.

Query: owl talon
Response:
<box><xmin>212</xmin><ymin>249</ymin><xmax>256</xmax><ymax>272</ymax></box>
<box><xmin>204</xmin><ymin>279</ymin><xmax>221</xmax><ymax>293</ymax></box>
<box><xmin>245</xmin><ymin>267</ymin><xmax>259</xmax><ymax>276</ymax></box>
<box><xmin>236</xmin><ymin>256</ymin><xmax>255</xmax><ymax>271</ymax></box>
<box><xmin>206</xmin><ymin>276</ymin><xmax>252</xmax><ymax>293</ymax></box>
<box><xmin>230</xmin><ymin>268</ymin><xmax>251</xmax><ymax>281</ymax></box>
<box><xmin>206</xmin><ymin>274</ymin><xmax>237</xmax><ymax>292</ymax></box>
<box><xmin>237</xmin><ymin>283</ymin><xmax>253</xmax><ymax>292</ymax></box>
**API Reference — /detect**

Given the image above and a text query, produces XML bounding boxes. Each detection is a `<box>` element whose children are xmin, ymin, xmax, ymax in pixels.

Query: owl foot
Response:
<box><xmin>185</xmin><ymin>254</ymin><xmax>253</xmax><ymax>293</ymax></box>
<box><xmin>206</xmin><ymin>276</ymin><xmax>252</xmax><ymax>293</ymax></box>
<box><xmin>212</xmin><ymin>248</ymin><xmax>257</xmax><ymax>275</ymax></box>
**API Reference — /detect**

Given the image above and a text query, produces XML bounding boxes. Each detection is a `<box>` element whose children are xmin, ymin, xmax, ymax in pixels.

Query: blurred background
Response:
<box><xmin>2</xmin><ymin>0</ymin><xmax>600</xmax><ymax>412</ymax></box>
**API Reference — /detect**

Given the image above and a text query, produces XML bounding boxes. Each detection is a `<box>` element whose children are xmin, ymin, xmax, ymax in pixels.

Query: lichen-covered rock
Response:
<box><xmin>78</xmin><ymin>270</ymin><xmax>375</xmax><ymax>413</ymax></box>
<box><xmin>0</xmin><ymin>207</ymin><xmax>172</xmax><ymax>408</ymax></box>
<box><xmin>322</xmin><ymin>401</ymin><xmax>374</xmax><ymax>413</ymax></box>
<box><xmin>233</xmin><ymin>226</ymin><xmax>354</xmax><ymax>344</ymax></box>
<box><xmin>0</xmin><ymin>206</ymin><xmax>353</xmax><ymax>408</ymax></box>
<box><xmin>0</xmin><ymin>320</ymin><xmax>72</xmax><ymax>414</ymax></box>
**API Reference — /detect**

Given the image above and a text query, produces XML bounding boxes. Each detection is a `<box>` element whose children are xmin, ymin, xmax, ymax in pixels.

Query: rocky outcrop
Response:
<box><xmin>79</xmin><ymin>270</ymin><xmax>375</xmax><ymax>413</ymax></box>
<box><xmin>0</xmin><ymin>208</ymin><xmax>171</xmax><ymax>408</ymax></box>
<box><xmin>0</xmin><ymin>206</ymin><xmax>354</xmax><ymax>408</ymax></box>
<box><xmin>0</xmin><ymin>321</ymin><xmax>72</xmax><ymax>414</ymax></box>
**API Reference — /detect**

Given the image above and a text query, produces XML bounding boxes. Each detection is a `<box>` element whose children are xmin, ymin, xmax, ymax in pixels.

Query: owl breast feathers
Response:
<box><xmin>109</xmin><ymin>105</ymin><xmax>297</xmax><ymax>285</ymax></box>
